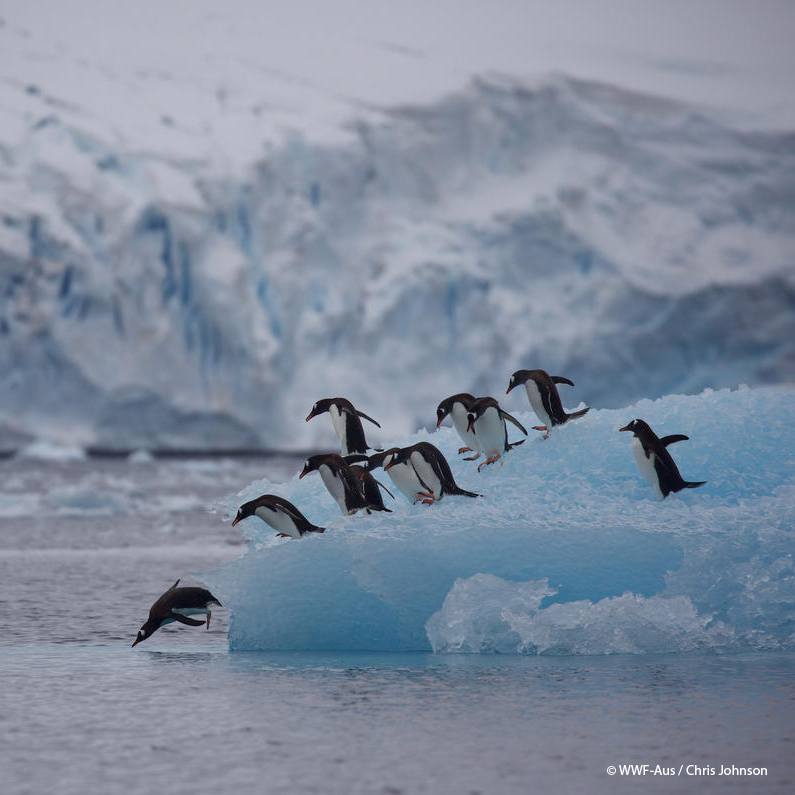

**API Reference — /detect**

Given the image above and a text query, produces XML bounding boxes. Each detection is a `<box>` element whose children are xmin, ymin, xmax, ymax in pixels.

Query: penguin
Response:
<box><xmin>466</xmin><ymin>397</ymin><xmax>528</xmax><ymax>471</ymax></box>
<box><xmin>299</xmin><ymin>453</ymin><xmax>390</xmax><ymax>515</ymax></box>
<box><xmin>362</xmin><ymin>448</ymin><xmax>432</xmax><ymax>504</ymax></box>
<box><xmin>232</xmin><ymin>494</ymin><xmax>324</xmax><ymax>538</ymax></box>
<box><xmin>349</xmin><ymin>463</ymin><xmax>395</xmax><ymax>513</ymax></box>
<box><xmin>132</xmin><ymin>579</ymin><xmax>221</xmax><ymax>647</ymax></box>
<box><xmin>619</xmin><ymin>418</ymin><xmax>706</xmax><ymax>500</ymax></box>
<box><xmin>506</xmin><ymin>369</ymin><xmax>589</xmax><ymax>438</ymax></box>
<box><xmin>306</xmin><ymin>398</ymin><xmax>381</xmax><ymax>458</ymax></box>
<box><xmin>436</xmin><ymin>393</ymin><xmax>482</xmax><ymax>459</ymax></box>
<box><xmin>384</xmin><ymin>442</ymin><xmax>480</xmax><ymax>503</ymax></box>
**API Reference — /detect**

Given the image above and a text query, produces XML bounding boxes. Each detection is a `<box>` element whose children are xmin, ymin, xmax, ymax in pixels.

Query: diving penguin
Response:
<box><xmin>232</xmin><ymin>494</ymin><xmax>325</xmax><ymax>538</ymax></box>
<box><xmin>466</xmin><ymin>397</ymin><xmax>528</xmax><ymax>471</ymax></box>
<box><xmin>506</xmin><ymin>369</ymin><xmax>589</xmax><ymax>438</ymax></box>
<box><xmin>384</xmin><ymin>442</ymin><xmax>480</xmax><ymax>503</ymax></box>
<box><xmin>306</xmin><ymin>397</ymin><xmax>381</xmax><ymax>458</ymax></box>
<box><xmin>619</xmin><ymin>418</ymin><xmax>706</xmax><ymax>500</ymax></box>
<box><xmin>436</xmin><ymin>393</ymin><xmax>481</xmax><ymax>459</ymax></box>
<box><xmin>132</xmin><ymin>579</ymin><xmax>221</xmax><ymax>647</ymax></box>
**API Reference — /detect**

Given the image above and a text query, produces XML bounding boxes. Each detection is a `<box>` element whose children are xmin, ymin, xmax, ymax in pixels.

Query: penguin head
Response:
<box><xmin>619</xmin><ymin>418</ymin><xmax>651</xmax><ymax>436</ymax></box>
<box><xmin>306</xmin><ymin>399</ymin><xmax>333</xmax><ymax>422</ymax></box>
<box><xmin>299</xmin><ymin>454</ymin><xmax>334</xmax><ymax>478</ymax></box>
<box><xmin>383</xmin><ymin>448</ymin><xmax>410</xmax><ymax>471</ymax></box>
<box><xmin>466</xmin><ymin>411</ymin><xmax>477</xmax><ymax>433</ymax></box>
<box><xmin>132</xmin><ymin>618</ymin><xmax>160</xmax><ymax>647</ymax></box>
<box><xmin>360</xmin><ymin>449</ymin><xmax>398</xmax><ymax>473</ymax></box>
<box><xmin>436</xmin><ymin>393</ymin><xmax>475</xmax><ymax>427</ymax></box>
<box><xmin>506</xmin><ymin>370</ymin><xmax>533</xmax><ymax>394</ymax></box>
<box><xmin>232</xmin><ymin>495</ymin><xmax>267</xmax><ymax>526</ymax></box>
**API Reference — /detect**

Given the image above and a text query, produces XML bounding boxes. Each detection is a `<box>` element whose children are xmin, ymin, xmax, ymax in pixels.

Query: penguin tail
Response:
<box><xmin>566</xmin><ymin>407</ymin><xmax>590</xmax><ymax>421</ymax></box>
<box><xmin>451</xmin><ymin>487</ymin><xmax>480</xmax><ymax>498</ymax></box>
<box><xmin>308</xmin><ymin>525</ymin><xmax>326</xmax><ymax>534</ymax></box>
<box><xmin>507</xmin><ymin>439</ymin><xmax>526</xmax><ymax>450</ymax></box>
<box><xmin>683</xmin><ymin>480</ymin><xmax>707</xmax><ymax>490</ymax></box>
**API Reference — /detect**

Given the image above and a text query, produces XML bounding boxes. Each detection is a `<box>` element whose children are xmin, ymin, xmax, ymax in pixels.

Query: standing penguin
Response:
<box><xmin>466</xmin><ymin>397</ymin><xmax>528</xmax><ymax>471</ymax></box>
<box><xmin>619</xmin><ymin>418</ymin><xmax>706</xmax><ymax>500</ymax></box>
<box><xmin>436</xmin><ymin>393</ymin><xmax>481</xmax><ymax>459</ymax></box>
<box><xmin>384</xmin><ymin>442</ymin><xmax>480</xmax><ymax>503</ymax></box>
<box><xmin>132</xmin><ymin>580</ymin><xmax>221</xmax><ymax>647</ymax></box>
<box><xmin>506</xmin><ymin>369</ymin><xmax>589</xmax><ymax>438</ymax></box>
<box><xmin>306</xmin><ymin>398</ymin><xmax>381</xmax><ymax>458</ymax></box>
<box><xmin>232</xmin><ymin>494</ymin><xmax>324</xmax><ymax>538</ymax></box>
<box><xmin>299</xmin><ymin>453</ymin><xmax>390</xmax><ymax>515</ymax></box>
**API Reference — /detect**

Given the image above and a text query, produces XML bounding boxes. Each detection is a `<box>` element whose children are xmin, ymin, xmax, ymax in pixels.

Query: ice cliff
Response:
<box><xmin>1</xmin><ymin>73</ymin><xmax>794</xmax><ymax>449</ymax></box>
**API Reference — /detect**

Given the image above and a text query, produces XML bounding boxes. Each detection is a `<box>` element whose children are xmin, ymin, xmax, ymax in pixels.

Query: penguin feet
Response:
<box><xmin>463</xmin><ymin>453</ymin><xmax>481</xmax><ymax>461</ymax></box>
<box><xmin>478</xmin><ymin>455</ymin><xmax>501</xmax><ymax>472</ymax></box>
<box><xmin>421</xmin><ymin>498</ymin><xmax>436</xmax><ymax>505</ymax></box>
<box><xmin>458</xmin><ymin>446</ymin><xmax>473</xmax><ymax>454</ymax></box>
<box><xmin>533</xmin><ymin>425</ymin><xmax>550</xmax><ymax>439</ymax></box>
<box><xmin>276</xmin><ymin>532</ymin><xmax>290</xmax><ymax>538</ymax></box>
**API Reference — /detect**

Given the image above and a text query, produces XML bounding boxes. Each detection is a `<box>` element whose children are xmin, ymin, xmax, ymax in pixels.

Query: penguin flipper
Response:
<box><xmin>171</xmin><ymin>614</ymin><xmax>205</xmax><ymax>627</ymax></box>
<box><xmin>552</xmin><ymin>376</ymin><xmax>575</xmax><ymax>386</ymax></box>
<box><xmin>169</xmin><ymin>579</ymin><xmax>180</xmax><ymax>590</ymax></box>
<box><xmin>507</xmin><ymin>439</ymin><xmax>526</xmax><ymax>450</ymax></box>
<box><xmin>372</xmin><ymin>477</ymin><xmax>395</xmax><ymax>500</ymax></box>
<box><xmin>659</xmin><ymin>434</ymin><xmax>689</xmax><ymax>447</ymax></box>
<box><xmin>683</xmin><ymin>480</ymin><xmax>707</xmax><ymax>490</ymax></box>
<box><xmin>500</xmin><ymin>410</ymin><xmax>528</xmax><ymax>435</ymax></box>
<box><xmin>352</xmin><ymin>408</ymin><xmax>381</xmax><ymax>428</ymax></box>
<box><xmin>565</xmin><ymin>407</ymin><xmax>590</xmax><ymax>421</ymax></box>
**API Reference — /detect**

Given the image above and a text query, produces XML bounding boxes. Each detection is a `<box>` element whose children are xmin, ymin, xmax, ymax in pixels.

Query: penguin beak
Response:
<box><xmin>132</xmin><ymin>633</ymin><xmax>143</xmax><ymax>648</ymax></box>
<box><xmin>231</xmin><ymin>516</ymin><xmax>241</xmax><ymax>526</ymax></box>
<box><xmin>506</xmin><ymin>383</ymin><xmax>514</xmax><ymax>394</ymax></box>
<box><xmin>298</xmin><ymin>470</ymin><xmax>307</xmax><ymax>479</ymax></box>
<box><xmin>467</xmin><ymin>419</ymin><xmax>474</xmax><ymax>432</ymax></box>
<box><xmin>384</xmin><ymin>461</ymin><xmax>395</xmax><ymax>471</ymax></box>
<box><xmin>305</xmin><ymin>410</ymin><xmax>316</xmax><ymax>422</ymax></box>
<box><xmin>436</xmin><ymin>416</ymin><xmax>443</xmax><ymax>428</ymax></box>
<box><xmin>619</xmin><ymin>424</ymin><xmax>632</xmax><ymax>432</ymax></box>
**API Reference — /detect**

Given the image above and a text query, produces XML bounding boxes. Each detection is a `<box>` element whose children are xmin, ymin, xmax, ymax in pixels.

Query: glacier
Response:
<box><xmin>205</xmin><ymin>386</ymin><xmax>795</xmax><ymax>654</ymax></box>
<box><xmin>1</xmin><ymin>2</ymin><xmax>795</xmax><ymax>450</ymax></box>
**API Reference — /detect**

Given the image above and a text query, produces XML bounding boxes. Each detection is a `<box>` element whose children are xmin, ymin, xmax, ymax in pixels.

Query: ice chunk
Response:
<box><xmin>204</xmin><ymin>387</ymin><xmax>795</xmax><ymax>654</ymax></box>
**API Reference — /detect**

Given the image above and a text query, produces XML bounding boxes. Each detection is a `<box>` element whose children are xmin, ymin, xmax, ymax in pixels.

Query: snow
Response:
<box><xmin>205</xmin><ymin>386</ymin><xmax>795</xmax><ymax>654</ymax></box>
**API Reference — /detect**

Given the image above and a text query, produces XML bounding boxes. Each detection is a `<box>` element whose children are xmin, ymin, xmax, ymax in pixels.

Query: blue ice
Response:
<box><xmin>205</xmin><ymin>387</ymin><xmax>795</xmax><ymax>654</ymax></box>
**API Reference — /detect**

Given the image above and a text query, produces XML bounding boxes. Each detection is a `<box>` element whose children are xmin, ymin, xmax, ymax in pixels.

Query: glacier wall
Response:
<box><xmin>205</xmin><ymin>387</ymin><xmax>795</xmax><ymax>654</ymax></box>
<box><xmin>1</xmin><ymin>76</ymin><xmax>795</xmax><ymax>449</ymax></box>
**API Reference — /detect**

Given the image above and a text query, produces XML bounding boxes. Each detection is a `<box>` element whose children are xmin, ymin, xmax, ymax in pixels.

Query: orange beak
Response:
<box><xmin>232</xmin><ymin>516</ymin><xmax>241</xmax><ymax>526</ymax></box>
<box><xmin>619</xmin><ymin>424</ymin><xmax>632</xmax><ymax>432</ymax></box>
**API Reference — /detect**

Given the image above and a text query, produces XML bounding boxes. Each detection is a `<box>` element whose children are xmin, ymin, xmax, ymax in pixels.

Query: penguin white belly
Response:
<box><xmin>329</xmin><ymin>405</ymin><xmax>349</xmax><ymax>456</ymax></box>
<box><xmin>474</xmin><ymin>408</ymin><xmax>505</xmax><ymax>456</ymax></box>
<box><xmin>387</xmin><ymin>461</ymin><xmax>425</xmax><ymax>502</ymax></box>
<box><xmin>524</xmin><ymin>381</ymin><xmax>551</xmax><ymax>428</ymax></box>
<box><xmin>410</xmin><ymin>451</ymin><xmax>443</xmax><ymax>499</ymax></box>
<box><xmin>451</xmin><ymin>403</ymin><xmax>480</xmax><ymax>452</ymax></box>
<box><xmin>319</xmin><ymin>464</ymin><xmax>348</xmax><ymax>514</ymax></box>
<box><xmin>255</xmin><ymin>505</ymin><xmax>301</xmax><ymax>538</ymax></box>
<box><xmin>632</xmin><ymin>438</ymin><xmax>664</xmax><ymax>500</ymax></box>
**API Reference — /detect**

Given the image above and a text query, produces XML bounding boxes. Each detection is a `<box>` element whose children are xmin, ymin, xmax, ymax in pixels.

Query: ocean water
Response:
<box><xmin>0</xmin><ymin>434</ymin><xmax>793</xmax><ymax>794</ymax></box>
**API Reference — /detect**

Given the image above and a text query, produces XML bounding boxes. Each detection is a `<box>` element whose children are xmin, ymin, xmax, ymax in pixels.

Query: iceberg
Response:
<box><xmin>205</xmin><ymin>386</ymin><xmax>795</xmax><ymax>654</ymax></box>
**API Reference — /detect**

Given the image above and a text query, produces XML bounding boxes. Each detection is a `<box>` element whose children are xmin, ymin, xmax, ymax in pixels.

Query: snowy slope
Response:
<box><xmin>1</xmin><ymin>1</ymin><xmax>794</xmax><ymax>449</ymax></box>
<box><xmin>206</xmin><ymin>387</ymin><xmax>795</xmax><ymax>654</ymax></box>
